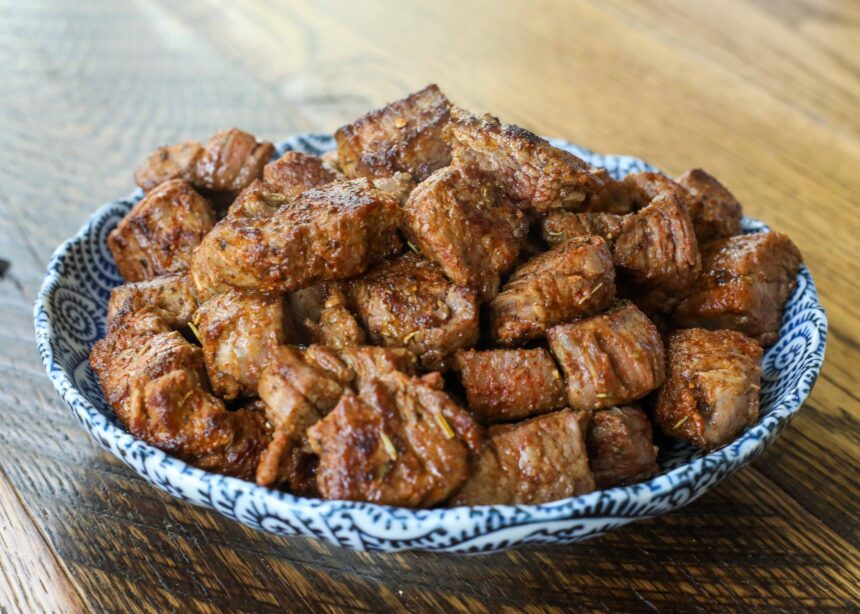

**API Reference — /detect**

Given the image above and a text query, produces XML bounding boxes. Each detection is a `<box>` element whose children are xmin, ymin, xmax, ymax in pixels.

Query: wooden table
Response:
<box><xmin>1</xmin><ymin>0</ymin><xmax>858</xmax><ymax>611</ymax></box>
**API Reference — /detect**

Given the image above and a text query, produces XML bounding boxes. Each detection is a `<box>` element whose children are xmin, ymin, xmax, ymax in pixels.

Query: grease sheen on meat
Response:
<box><xmin>107</xmin><ymin>272</ymin><xmax>197</xmax><ymax>329</ymax></box>
<box><xmin>108</xmin><ymin>179</ymin><xmax>216</xmax><ymax>282</ymax></box>
<box><xmin>308</xmin><ymin>371</ymin><xmax>480</xmax><ymax>507</ymax></box>
<box><xmin>677</xmin><ymin>168</ymin><xmax>742</xmax><ymax>242</ymax></box>
<box><xmin>548</xmin><ymin>301</ymin><xmax>665</xmax><ymax>411</ymax></box>
<box><xmin>454</xmin><ymin>348</ymin><xmax>567</xmax><ymax>423</ymax></box>
<box><xmin>335</xmin><ymin>84</ymin><xmax>452</xmax><ymax>182</ymax></box>
<box><xmin>673</xmin><ymin>232</ymin><xmax>802</xmax><ymax>346</ymax></box>
<box><xmin>489</xmin><ymin>236</ymin><xmax>616</xmax><ymax>346</ymax></box>
<box><xmin>587</xmin><ymin>406</ymin><xmax>658</xmax><ymax>488</ymax></box>
<box><xmin>403</xmin><ymin>164</ymin><xmax>527</xmax><ymax>299</ymax></box>
<box><xmin>449</xmin><ymin>409</ymin><xmax>595</xmax><ymax>505</ymax></box>
<box><xmin>190</xmin><ymin>178</ymin><xmax>402</xmax><ymax>298</ymax></box>
<box><xmin>348</xmin><ymin>252</ymin><xmax>479</xmax><ymax>370</ymax></box>
<box><xmin>655</xmin><ymin>328</ymin><xmax>763</xmax><ymax>450</ymax></box>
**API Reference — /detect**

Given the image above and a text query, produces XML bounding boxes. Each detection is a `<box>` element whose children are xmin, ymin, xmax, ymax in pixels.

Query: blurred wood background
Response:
<box><xmin>0</xmin><ymin>0</ymin><xmax>858</xmax><ymax>611</ymax></box>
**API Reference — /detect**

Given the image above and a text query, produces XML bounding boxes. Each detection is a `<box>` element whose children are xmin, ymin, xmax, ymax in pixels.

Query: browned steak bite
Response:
<box><xmin>445</xmin><ymin>108</ymin><xmax>626</xmax><ymax>214</ymax></box>
<box><xmin>308</xmin><ymin>371</ymin><xmax>480</xmax><ymax>507</ymax></box>
<box><xmin>336</xmin><ymin>346</ymin><xmax>419</xmax><ymax>388</ymax></box>
<box><xmin>108</xmin><ymin>179</ymin><xmax>216</xmax><ymax>282</ymax></box>
<box><xmin>547</xmin><ymin>301</ymin><xmax>665</xmax><ymax>411</ymax></box>
<box><xmin>90</xmin><ymin>307</ymin><xmax>269</xmax><ymax>480</ymax></box>
<box><xmin>305</xmin><ymin>286</ymin><xmax>366</xmax><ymax>350</ymax></box>
<box><xmin>195</xmin><ymin>290</ymin><xmax>289</xmax><ymax>400</ymax></box>
<box><xmin>449</xmin><ymin>409</ymin><xmax>595</xmax><ymax>505</ymax></box>
<box><xmin>587</xmin><ymin>406</ymin><xmax>659</xmax><ymax>488</ymax></box>
<box><xmin>677</xmin><ymin>168</ymin><xmax>742</xmax><ymax>242</ymax></box>
<box><xmin>403</xmin><ymin>164</ymin><xmax>528</xmax><ymax>300</ymax></box>
<box><xmin>655</xmin><ymin>328</ymin><xmax>763</xmax><ymax>450</ymax></box>
<box><xmin>262</xmin><ymin>151</ymin><xmax>336</xmax><ymax>197</ymax></box>
<box><xmin>107</xmin><ymin>272</ymin><xmax>197</xmax><ymax>329</ymax></box>
<box><xmin>541</xmin><ymin>192</ymin><xmax>701</xmax><ymax>314</ymax></box>
<box><xmin>335</xmin><ymin>84</ymin><xmax>452</xmax><ymax>182</ymax></box>
<box><xmin>190</xmin><ymin>179</ymin><xmax>402</xmax><ymax>298</ymax></box>
<box><xmin>135</xmin><ymin>128</ymin><xmax>274</xmax><ymax>195</ymax></box>
<box><xmin>347</xmin><ymin>252</ymin><xmax>479</xmax><ymax>371</ymax></box>
<box><xmin>674</xmin><ymin>232</ymin><xmax>802</xmax><ymax>346</ymax></box>
<box><xmin>454</xmin><ymin>348</ymin><xmax>567</xmax><ymax>423</ymax></box>
<box><xmin>255</xmin><ymin>346</ymin><xmax>345</xmax><ymax>490</ymax></box>
<box><xmin>488</xmin><ymin>236</ymin><xmax>616</xmax><ymax>346</ymax></box>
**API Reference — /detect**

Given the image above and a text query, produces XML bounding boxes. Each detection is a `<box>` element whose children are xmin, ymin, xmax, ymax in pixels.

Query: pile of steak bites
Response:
<box><xmin>91</xmin><ymin>85</ymin><xmax>802</xmax><ymax>507</ymax></box>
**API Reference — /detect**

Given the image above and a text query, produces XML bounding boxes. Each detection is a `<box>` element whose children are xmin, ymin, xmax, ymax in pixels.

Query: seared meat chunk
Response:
<box><xmin>306</xmin><ymin>286</ymin><xmax>366</xmax><ymax>349</ymax></box>
<box><xmin>450</xmin><ymin>409</ymin><xmax>594</xmax><ymax>505</ymax></box>
<box><xmin>674</xmin><ymin>232</ymin><xmax>802</xmax><ymax>346</ymax></box>
<box><xmin>107</xmin><ymin>272</ymin><xmax>196</xmax><ymax>329</ymax></box>
<box><xmin>403</xmin><ymin>164</ymin><xmax>527</xmax><ymax>299</ymax></box>
<box><xmin>348</xmin><ymin>252</ymin><xmax>479</xmax><ymax>370</ymax></box>
<box><xmin>488</xmin><ymin>236</ymin><xmax>616</xmax><ymax>346</ymax></box>
<box><xmin>135</xmin><ymin>128</ymin><xmax>274</xmax><ymax>195</ymax></box>
<box><xmin>195</xmin><ymin>290</ymin><xmax>289</xmax><ymax>400</ymax></box>
<box><xmin>143</xmin><ymin>370</ymin><xmax>270</xmax><ymax>479</ymax></box>
<box><xmin>255</xmin><ymin>346</ymin><xmax>345</xmax><ymax>489</ymax></box>
<box><xmin>337</xmin><ymin>346</ymin><xmax>418</xmax><ymax>388</ymax></box>
<box><xmin>547</xmin><ymin>301</ymin><xmax>665</xmax><ymax>410</ymax></box>
<box><xmin>370</xmin><ymin>172</ymin><xmax>416</xmax><ymax>204</ymax></box>
<box><xmin>454</xmin><ymin>348</ymin><xmax>566</xmax><ymax>423</ymax></box>
<box><xmin>587</xmin><ymin>406</ymin><xmax>658</xmax><ymax>488</ymax></box>
<box><xmin>226</xmin><ymin>179</ymin><xmax>296</xmax><ymax>220</ymax></box>
<box><xmin>656</xmin><ymin>329</ymin><xmax>763</xmax><ymax>450</ymax></box>
<box><xmin>90</xmin><ymin>307</ymin><xmax>268</xmax><ymax>479</ymax></box>
<box><xmin>191</xmin><ymin>179</ymin><xmax>402</xmax><ymax>298</ymax></box>
<box><xmin>335</xmin><ymin>84</ymin><xmax>452</xmax><ymax>182</ymax></box>
<box><xmin>308</xmin><ymin>371</ymin><xmax>480</xmax><ymax>507</ymax></box>
<box><xmin>445</xmin><ymin>109</ymin><xmax>623</xmax><ymax>214</ymax></box>
<box><xmin>677</xmin><ymin>168</ymin><xmax>742</xmax><ymax>242</ymax></box>
<box><xmin>108</xmin><ymin>179</ymin><xmax>215</xmax><ymax>282</ymax></box>
<box><xmin>262</xmin><ymin>151</ymin><xmax>336</xmax><ymax>197</ymax></box>
<box><xmin>541</xmin><ymin>192</ymin><xmax>700</xmax><ymax>314</ymax></box>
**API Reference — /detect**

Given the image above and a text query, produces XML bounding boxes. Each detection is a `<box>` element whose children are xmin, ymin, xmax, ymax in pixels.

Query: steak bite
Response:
<box><xmin>541</xmin><ymin>192</ymin><xmax>700</xmax><ymax>314</ymax></box>
<box><xmin>190</xmin><ymin>178</ymin><xmax>402</xmax><ymax>298</ymax></box>
<box><xmin>308</xmin><ymin>371</ymin><xmax>481</xmax><ymax>507</ymax></box>
<box><xmin>347</xmin><ymin>252</ymin><xmax>479</xmax><ymax>370</ymax></box>
<box><xmin>547</xmin><ymin>301</ymin><xmax>665</xmax><ymax>411</ymax></box>
<box><xmin>335</xmin><ymin>84</ymin><xmax>452</xmax><ymax>182</ymax></box>
<box><xmin>449</xmin><ymin>409</ymin><xmax>595</xmax><ymax>505</ymax></box>
<box><xmin>403</xmin><ymin>164</ymin><xmax>528</xmax><ymax>299</ymax></box>
<box><xmin>304</xmin><ymin>286</ymin><xmax>366</xmax><ymax>350</ymax></box>
<box><xmin>90</xmin><ymin>307</ymin><xmax>268</xmax><ymax>480</ymax></box>
<box><xmin>195</xmin><ymin>290</ymin><xmax>289</xmax><ymax>400</ymax></box>
<box><xmin>655</xmin><ymin>328</ymin><xmax>763</xmax><ymax>450</ymax></box>
<box><xmin>677</xmin><ymin>168</ymin><xmax>742</xmax><ymax>242</ymax></box>
<box><xmin>454</xmin><ymin>348</ymin><xmax>567</xmax><ymax>423</ymax></box>
<box><xmin>673</xmin><ymin>232</ymin><xmax>802</xmax><ymax>346</ymax></box>
<box><xmin>445</xmin><ymin>109</ymin><xmax>626</xmax><ymax>214</ymax></box>
<box><xmin>108</xmin><ymin>179</ymin><xmax>216</xmax><ymax>282</ymax></box>
<box><xmin>255</xmin><ymin>345</ymin><xmax>345</xmax><ymax>489</ymax></box>
<box><xmin>587</xmin><ymin>406</ymin><xmax>659</xmax><ymax>488</ymax></box>
<box><xmin>262</xmin><ymin>151</ymin><xmax>336</xmax><ymax>197</ymax></box>
<box><xmin>337</xmin><ymin>346</ymin><xmax>419</xmax><ymax>388</ymax></box>
<box><xmin>107</xmin><ymin>272</ymin><xmax>197</xmax><ymax>329</ymax></box>
<box><xmin>135</xmin><ymin>128</ymin><xmax>274</xmax><ymax>195</ymax></box>
<box><xmin>488</xmin><ymin>236</ymin><xmax>616</xmax><ymax>346</ymax></box>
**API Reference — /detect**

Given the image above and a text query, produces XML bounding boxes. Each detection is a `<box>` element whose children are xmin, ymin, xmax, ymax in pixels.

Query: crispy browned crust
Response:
<box><xmin>454</xmin><ymin>348</ymin><xmax>567</xmax><ymax>423</ymax></box>
<box><xmin>488</xmin><ymin>236</ymin><xmax>616</xmax><ymax>346</ymax></box>
<box><xmin>449</xmin><ymin>409</ymin><xmax>595</xmax><ymax>505</ymax></box>
<box><xmin>587</xmin><ymin>406</ymin><xmax>658</xmax><ymax>488</ymax></box>
<box><xmin>108</xmin><ymin>179</ymin><xmax>215</xmax><ymax>282</ymax></box>
<box><xmin>107</xmin><ymin>272</ymin><xmax>197</xmax><ymax>329</ymax></box>
<box><xmin>335</xmin><ymin>84</ymin><xmax>452</xmax><ymax>181</ymax></box>
<box><xmin>135</xmin><ymin>142</ymin><xmax>204</xmax><ymax>192</ymax></box>
<box><xmin>673</xmin><ymin>232</ymin><xmax>802</xmax><ymax>346</ymax></box>
<box><xmin>308</xmin><ymin>371</ymin><xmax>480</xmax><ymax>507</ymax></box>
<box><xmin>347</xmin><ymin>252</ymin><xmax>479</xmax><ymax>371</ymax></box>
<box><xmin>547</xmin><ymin>301</ymin><xmax>665</xmax><ymax>411</ymax></box>
<box><xmin>677</xmin><ymin>168</ymin><xmax>743</xmax><ymax>242</ymax></box>
<box><xmin>655</xmin><ymin>328</ymin><xmax>763</xmax><ymax>450</ymax></box>
<box><xmin>190</xmin><ymin>179</ymin><xmax>402</xmax><ymax>297</ymax></box>
<box><xmin>403</xmin><ymin>164</ymin><xmax>528</xmax><ymax>299</ymax></box>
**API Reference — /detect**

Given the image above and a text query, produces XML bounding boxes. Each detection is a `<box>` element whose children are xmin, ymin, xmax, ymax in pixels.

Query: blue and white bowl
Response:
<box><xmin>34</xmin><ymin>135</ymin><xmax>827</xmax><ymax>553</ymax></box>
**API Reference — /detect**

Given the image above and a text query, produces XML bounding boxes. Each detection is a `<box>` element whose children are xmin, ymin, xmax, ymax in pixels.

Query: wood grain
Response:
<box><xmin>0</xmin><ymin>0</ymin><xmax>858</xmax><ymax>611</ymax></box>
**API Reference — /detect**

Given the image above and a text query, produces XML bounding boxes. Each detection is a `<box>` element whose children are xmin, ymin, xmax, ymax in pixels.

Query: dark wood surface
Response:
<box><xmin>1</xmin><ymin>0</ymin><xmax>858</xmax><ymax>611</ymax></box>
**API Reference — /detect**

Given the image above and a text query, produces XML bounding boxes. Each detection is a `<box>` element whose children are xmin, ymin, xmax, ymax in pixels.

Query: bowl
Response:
<box><xmin>34</xmin><ymin>134</ymin><xmax>827</xmax><ymax>553</ymax></box>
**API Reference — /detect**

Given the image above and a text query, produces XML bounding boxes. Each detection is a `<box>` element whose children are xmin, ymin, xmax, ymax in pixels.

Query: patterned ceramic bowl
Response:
<box><xmin>34</xmin><ymin>134</ymin><xmax>827</xmax><ymax>553</ymax></box>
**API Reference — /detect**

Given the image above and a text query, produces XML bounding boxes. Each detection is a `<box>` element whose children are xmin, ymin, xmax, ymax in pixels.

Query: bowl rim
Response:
<box><xmin>33</xmin><ymin>136</ymin><xmax>828</xmax><ymax>531</ymax></box>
